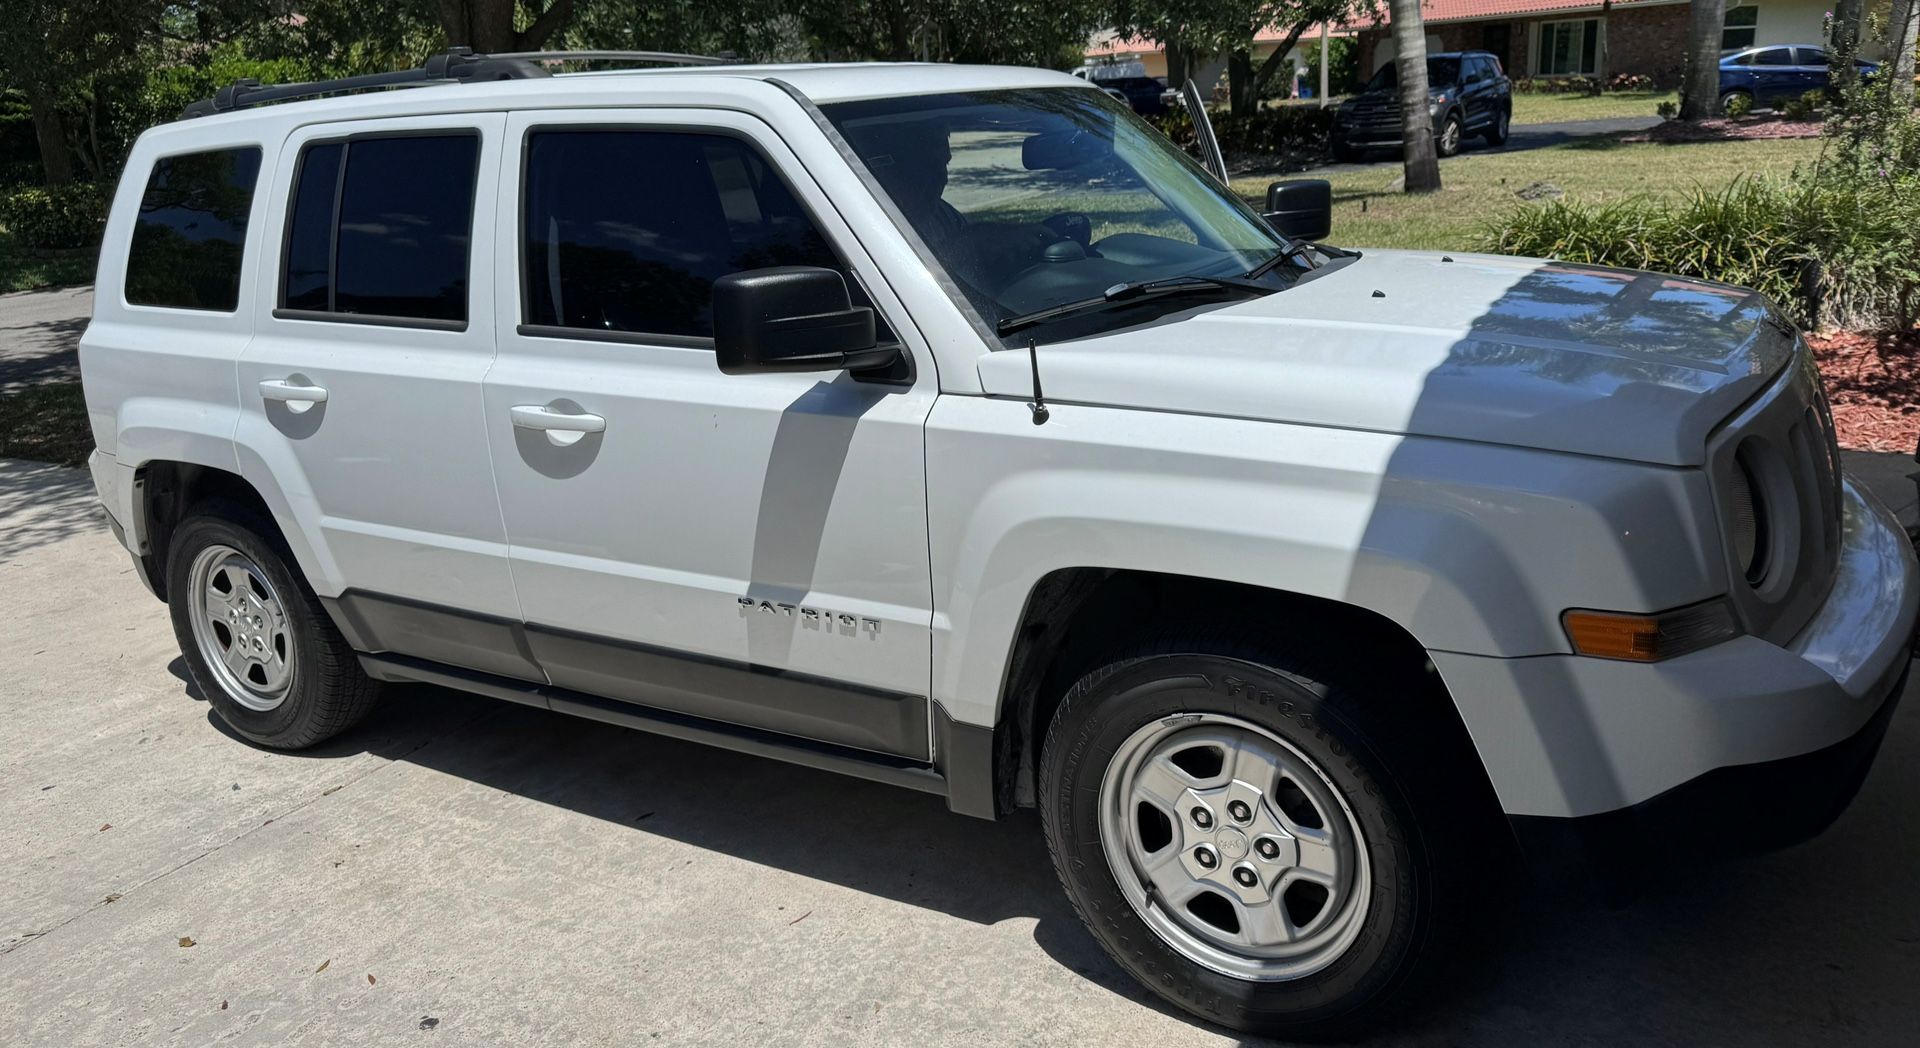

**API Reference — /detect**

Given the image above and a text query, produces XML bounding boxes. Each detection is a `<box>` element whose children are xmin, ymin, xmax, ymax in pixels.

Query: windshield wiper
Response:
<box><xmin>994</xmin><ymin>275</ymin><xmax>1273</xmax><ymax>337</ymax></box>
<box><xmin>1246</xmin><ymin>244</ymin><xmax>1309</xmax><ymax>280</ymax></box>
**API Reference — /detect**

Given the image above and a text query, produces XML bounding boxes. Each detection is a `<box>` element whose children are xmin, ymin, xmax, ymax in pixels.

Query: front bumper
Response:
<box><xmin>1434</xmin><ymin>473</ymin><xmax>1917</xmax><ymax>831</ymax></box>
<box><xmin>1511</xmin><ymin>661</ymin><xmax>1905</xmax><ymax>885</ymax></box>
<box><xmin>1336</xmin><ymin>110</ymin><xmax>1448</xmax><ymax>148</ymax></box>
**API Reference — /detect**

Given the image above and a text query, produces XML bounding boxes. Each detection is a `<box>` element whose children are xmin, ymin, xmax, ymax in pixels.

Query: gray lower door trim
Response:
<box><xmin>320</xmin><ymin>589</ymin><xmax>930</xmax><ymax>760</ymax></box>
<box><xmin>525</xmin><ymin>624</ymin><xmax>929</xmax><ymax>760</ymax></box>
<box><xmin>359</xmin><ymin>652</ymin><xmax>948</xmax><ymax>798</ymax></box>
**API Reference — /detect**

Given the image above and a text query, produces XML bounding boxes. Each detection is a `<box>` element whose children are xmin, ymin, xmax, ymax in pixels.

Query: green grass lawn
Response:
<box><xmin>1509</xmin><ymin>90</ymin><xmax>1676</xmax><ymax>125</ymax></box>
<box><xmin>1233</xmin><ymin>135</ymin><xmax>1825</xmax><ymax>252</ymax></box>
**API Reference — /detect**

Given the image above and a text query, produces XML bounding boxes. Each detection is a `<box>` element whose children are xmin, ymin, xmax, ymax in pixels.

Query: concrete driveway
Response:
<box><xmin>3</xmin><ymin>457</ymin><xmax>1920</xmax><ymax>1047</ymax></box>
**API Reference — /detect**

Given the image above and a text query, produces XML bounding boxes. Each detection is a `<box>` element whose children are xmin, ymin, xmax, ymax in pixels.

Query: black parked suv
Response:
<box><xmin>1334</xmin><ymin>51</ymin><xmax>1512</xmax><ymax>160</ymax></box>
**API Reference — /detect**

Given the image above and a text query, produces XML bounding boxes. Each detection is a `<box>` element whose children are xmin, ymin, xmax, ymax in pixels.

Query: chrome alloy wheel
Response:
<box><xmin>1099</xmin><ymin>713</ymin><xmax>1371</xmax><ymax>981</ymax></box>
<box><xmin>187</xmin><ymin>544</ymin><xmax>295</xmax><ymax>711</ymax></box>
<box><xmin>1439</xmin><ymin>115</ymin><xmax>1462</xmax><ymax>154</ymax></box>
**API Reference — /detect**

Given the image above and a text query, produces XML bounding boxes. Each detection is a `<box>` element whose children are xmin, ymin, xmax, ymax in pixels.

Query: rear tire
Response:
<box><xmin>1039</xmin><ymin>635</ymin><xmax>1489</xmax><ymax>1039</ymax></box>
<box><xmin>1483</xmin><ymin>107</ymin><xmax>1511</xmax><ymax>146</ymax></box>
<box><xmin>1718</xmin><ymin>90</ymin><xmax>1751</xmax><ymax>116</ymax></box>
<box><xmin>167</xmin><ymin>503</ymin><xmax>381</xmax><ymax>749</ymax></box>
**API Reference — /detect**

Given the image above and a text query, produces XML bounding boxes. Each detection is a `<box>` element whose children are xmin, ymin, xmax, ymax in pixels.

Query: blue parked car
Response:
<box><xmin>1719</xmin><ymin>44</ymin><xmax>1880</xmax><ymax>112</ymax></box>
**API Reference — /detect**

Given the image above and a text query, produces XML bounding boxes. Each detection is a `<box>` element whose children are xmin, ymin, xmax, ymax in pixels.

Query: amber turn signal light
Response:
<box><xmin>1562</xmin><ymin>600</ymin><xmax>1741</xmax><ymax>662</ymax></box>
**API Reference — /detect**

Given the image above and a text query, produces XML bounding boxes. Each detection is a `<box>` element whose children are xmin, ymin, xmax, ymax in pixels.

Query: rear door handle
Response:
<box><xmin>510</xmin><ymin>404</ymin><xmax>605</xmax><ymax>447</ymax></box>
<box><xmin>258</xmin><ymin>378</ymin><xmax>328</xmax><ymax>412</ymax></box>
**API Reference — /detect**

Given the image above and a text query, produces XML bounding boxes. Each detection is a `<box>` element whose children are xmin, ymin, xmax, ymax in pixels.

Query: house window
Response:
<box><xmin>1723</xmin><ymin>7</ymin><xmax>1759</xmax><ymax>51</ymax></box>
<box><xmin>1536</xmin><ymin>19</ymin><xmax>1601</xmax><ymax>76</ymax></box>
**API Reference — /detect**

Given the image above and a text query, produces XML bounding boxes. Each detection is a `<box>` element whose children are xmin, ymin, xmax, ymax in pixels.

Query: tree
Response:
<box><xmin>1230</xmin><ymin>0</ymin><xmax>1367</xmax><ymax>114</ymax></box>
<box><xmin>1679</xmin><ymin>0</ymin><xmax>1725</xmax><ymax>120</ymax></box>
<box><xmin>0</xmin><ymin>0</ymin><xmax>270</xmax><ymax>186</ymax></box>
<box><xmin>1110</xmin><ymin>1</ymin><xmax>1369</xmax><ymax>116</ymax></box>
<box><xmin>1893</xmin><ymin>0</ymin><xmax>1919</xmax><ymax>104</ymax></box>
<box><xmin>1387</xmin><ymin>0</ymin><xmax>1438</xmax><ymax>191</ymax></box>
<box><xmin>434</xmin><ymin>0</ymin><xmax>576</xmax><ymax>52</ymax></box>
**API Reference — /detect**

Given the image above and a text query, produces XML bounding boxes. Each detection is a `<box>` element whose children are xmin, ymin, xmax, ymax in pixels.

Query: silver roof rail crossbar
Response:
<box><xmin>178</xmin><ymin>48</ymin><xmax>736</xmax><ymax>119</ymax></box>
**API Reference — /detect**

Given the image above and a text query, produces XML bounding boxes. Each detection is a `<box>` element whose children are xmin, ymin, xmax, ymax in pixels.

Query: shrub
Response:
<box><xmin>1480</xmin><ymin>172</ymin><xmax>1920</xmax><ymax>330</ymax></box>
<box><xmin>1151</xmin><ymin>105</ymin><xmax>1336</xmax><ymax>164</ymax></box>
<box><xmin>1781</xmin><ymin>89</ymin><xmax>1825</xmax><ymax>122</ymax></box>
<box><xmin>1657</xmin><ymin>100</ymin><xmax>1679</xmax><ymax>119</ymax></box>
<box><xmin>1724</xmin><ymin>92</ymin><xmax>1754</xmax><ymax>118</ymax></box>
<box><xmin>0</xmin><ymin>182</ymin><xmax>109</xmax><ymax>251</ymax></box>
<box><xmin>1606</xmin><ymin>73</ymin><xmax>1656</xmax><ymax>92</ymax></box>
<box><xmin>1482</xmin><ymin>21</ymin><xmax>1920</xmax><ymax>334</ymax></box>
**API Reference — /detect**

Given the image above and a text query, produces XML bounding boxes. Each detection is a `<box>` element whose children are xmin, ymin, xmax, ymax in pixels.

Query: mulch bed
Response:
<box><xmin>1807</xmin><ymin>329</ymin><xmax>1920</xmax><ymax>453</ymax></box>
<box><xmin>1621</xmin><ymin>116</ymin><xmax>1824</xmax><ymax>144</ymax></box>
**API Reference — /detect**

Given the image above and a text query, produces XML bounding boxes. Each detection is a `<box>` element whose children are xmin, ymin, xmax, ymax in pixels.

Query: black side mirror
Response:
<box><xmin>712</xmin><ymin>267</ymin><xmax>896</xmax><ymax>376</ymax></box>
<box><xmin>1264</xmin><ymin>179</ymin><xmax>1332</xmax><ymax>242</ymax></box>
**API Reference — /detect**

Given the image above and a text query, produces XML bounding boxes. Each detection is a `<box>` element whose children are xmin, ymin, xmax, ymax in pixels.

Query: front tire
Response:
<box><xmin>167</xmin><ymin>504</ymin><xmax>381</xmax><ymax>749</ymax></box>
<box><xmin>1039</xmin><ymin>642</ymin><xmax>1479</xmax><ymax>1039</ymax></box>
<box><xmin>1436</xmin><ymin>112</ymin><xmax>1464</xmax><ymax>157</ymax></box>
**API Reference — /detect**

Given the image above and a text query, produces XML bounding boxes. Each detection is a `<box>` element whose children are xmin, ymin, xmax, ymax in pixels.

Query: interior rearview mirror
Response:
<box><xmin>1022</xmin><ymin>129</ymin><xmax>1113</xmax><ymax>171</ymax></box>
<box><xmin>1264</xmin><ymin>179</ymin><xmax>1332</xmax><ymax>242</ymax></box>
<box><xmin>712</xmin><ymin>267</ymin><xmax>896</xmax><ymax>376</ymax></box>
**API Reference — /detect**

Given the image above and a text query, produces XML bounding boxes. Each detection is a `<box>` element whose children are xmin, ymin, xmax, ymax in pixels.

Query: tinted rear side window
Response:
<box><xmin>125</xmin><ymin>147</ymin><xmax>262</xmax><ymax>311</ymax></box>
<box><xmin>279</xmin><ymin>133</ymin><xmax>479</xmax><ymax>323</ymax></box>
<box><xmin>522</xmin><ymin>129</ymin><xmax>848</xmax><ymax>339</ymax></box>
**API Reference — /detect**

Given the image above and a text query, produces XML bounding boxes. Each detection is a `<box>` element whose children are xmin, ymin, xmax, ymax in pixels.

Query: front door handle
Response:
<box><xmin>258</xmin><ymin>378</ymin><xmax>328</xmax><ymax>413</ymax></box>
<box><xmin>510</xmin><ymin>404</ymin><xmax>605</xmax><ymax>447</ymax></box>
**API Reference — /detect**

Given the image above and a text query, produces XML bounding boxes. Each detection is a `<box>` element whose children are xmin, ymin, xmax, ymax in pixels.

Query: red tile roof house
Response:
<box><xmin>1350</xmin><ymin>0</ymin><xmax>1843</xmax><ymax>86</ymax></box>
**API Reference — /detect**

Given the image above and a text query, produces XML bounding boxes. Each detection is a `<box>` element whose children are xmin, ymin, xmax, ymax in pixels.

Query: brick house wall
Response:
<box><xmin>1356</xmin><ymin>3</ymin><xmax>1692</xmax><ymax>87</ymax></box>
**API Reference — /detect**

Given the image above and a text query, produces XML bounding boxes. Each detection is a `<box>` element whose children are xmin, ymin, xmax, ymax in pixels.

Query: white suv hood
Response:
<box><xmin>976</xmin><ymin>250</ymin><xmax>1799</xmax><ymax>466</ymax></box>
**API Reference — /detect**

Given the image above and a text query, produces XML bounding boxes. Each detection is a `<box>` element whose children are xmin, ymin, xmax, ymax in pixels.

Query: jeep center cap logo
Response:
<box><xmin>1217</xmin><ymin>828</ymin><xmax>1251</xmax><ymax>860</ymax></box>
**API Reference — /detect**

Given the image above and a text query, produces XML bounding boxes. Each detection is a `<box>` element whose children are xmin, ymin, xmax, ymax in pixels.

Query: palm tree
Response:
<box><xmin>1388</xmin><ymin>0</ymin><xmax>1440</xmax><ymax>192</ymax></box>
<box><xmin>1680</xmin><ymin>0</ymin><xmax>1727</xmax><ymax>120</ymax></box>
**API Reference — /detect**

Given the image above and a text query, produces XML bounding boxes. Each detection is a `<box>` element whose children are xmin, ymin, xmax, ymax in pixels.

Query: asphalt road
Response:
<box><xmin>3</xmin><ymin>451</ymin><xmax>1920</xmax><ymax>1047</ymax></box>
<box><xmin>0</xmin><ymin>285</ymin><xmax>91</xmax><ymax>395</ymax></box>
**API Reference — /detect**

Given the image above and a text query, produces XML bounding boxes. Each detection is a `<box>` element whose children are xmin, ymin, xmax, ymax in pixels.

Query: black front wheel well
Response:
<box><xmin>993</xmin><ymin>569</ymin><xmax>1500</xmax><ymax>822</ymax></box>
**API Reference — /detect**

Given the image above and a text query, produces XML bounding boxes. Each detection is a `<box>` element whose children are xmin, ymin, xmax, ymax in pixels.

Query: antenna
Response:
<box><xmin>1027</xmin><ymin>338</ymin><xmax>1049</xmax><ymax>426</ymax></box>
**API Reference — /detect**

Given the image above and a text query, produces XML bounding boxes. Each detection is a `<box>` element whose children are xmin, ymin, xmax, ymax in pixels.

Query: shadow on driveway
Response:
<box><xmin>192</xmin><ymin>649</ymin><xmax>1920</xmax><ymax>1045</ymax></box>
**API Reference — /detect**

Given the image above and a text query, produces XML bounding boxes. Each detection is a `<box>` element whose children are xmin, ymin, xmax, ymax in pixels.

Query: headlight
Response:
<box><xmin>1728</xmin><ymin>450</ymin><xmax>1770</xmax><ymax>585</ymax></box>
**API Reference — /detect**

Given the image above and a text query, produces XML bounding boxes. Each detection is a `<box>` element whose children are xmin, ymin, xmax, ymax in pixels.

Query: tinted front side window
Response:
<box><xmin>279</xmin><ymin>133</ymin><xmax>479</xmax><ymax>322</ymax></box>
<box><xmin>125</xmin><ymin>147</ymin><xmax>262</xmax><ymax>311</ymax></box>
<box><xmin>523</xmin><ymin>130</ymin><xmax>844</xmax><ymax>339</ymax></box>
<box><xmin>1755</xmin><ymin>48</ymin><xmax>1794</xmax><ymax>66</ymax></box>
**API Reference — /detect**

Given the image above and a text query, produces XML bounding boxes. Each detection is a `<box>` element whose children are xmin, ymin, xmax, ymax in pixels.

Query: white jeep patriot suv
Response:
<box><xmin>79</xmin><ymin>51</ymin><xmax>1917</xmax><ymax>1037</ymax></box>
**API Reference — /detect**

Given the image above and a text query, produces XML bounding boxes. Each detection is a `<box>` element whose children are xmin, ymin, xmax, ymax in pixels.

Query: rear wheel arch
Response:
<box><xmin>136</xmin><ymin>461</ymin><xmax>291</xmax><ymax>602</ymax></box>
<box><xmin>992</xmin><ymin>569</ymin><xmax>1504</xmax><ymax>827</ymax></box>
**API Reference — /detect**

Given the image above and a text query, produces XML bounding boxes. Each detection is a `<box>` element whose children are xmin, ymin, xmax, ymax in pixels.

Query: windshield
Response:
<box><xmin>822</xmin><ymin>87</ymin><xmax>1297</xmax><ymax>338</ymax></box>
<box><xmin>1363</xmin><ymin>58</ymin><xmax>1461</xmax><ymax>92</ymax></box>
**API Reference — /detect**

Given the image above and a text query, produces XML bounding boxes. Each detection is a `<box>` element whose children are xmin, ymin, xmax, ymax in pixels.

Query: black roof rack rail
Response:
<box><xmin>177</xmin><ymin>48</ymin><xmax>737</xmax><ymax>120</ymax></box>
<box><xmin>486</xmin><ymin>50</ymin><xmax>740</xmax><ymax>67</ymax></box>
